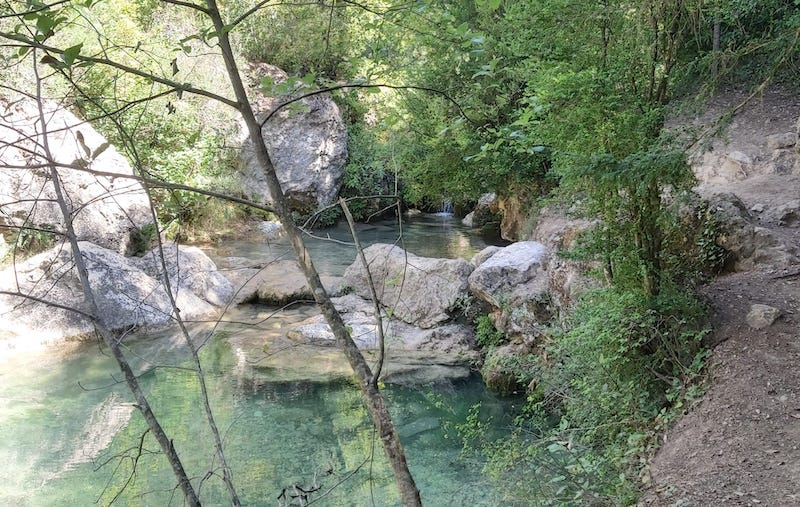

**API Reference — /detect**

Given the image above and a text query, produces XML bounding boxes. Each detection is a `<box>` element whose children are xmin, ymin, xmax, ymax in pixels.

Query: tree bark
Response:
<box><xmin>31</xmin><ymin>60</ymin><xmax>201</xmax><ymax>506</ymax></box>
<box><xmin>204</xmin><ymin>2</ymin><xmax>422</xmax><ymax>505</ymax></box>
<box><xmin>712</xmin><ymin>19</ymin><xmax>721</xmax><ymax>78</ymax></box>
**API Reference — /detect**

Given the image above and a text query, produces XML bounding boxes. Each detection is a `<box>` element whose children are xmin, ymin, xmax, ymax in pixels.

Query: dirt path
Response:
<box><xmin>641</xmin><ymin>87</ymin><xmax>800</xmax><ymax>506</ymax></box>
<box><xmin>641</xmin><ymin>266</ymin><xmax>800</xmax><ymax>506</ymax></box>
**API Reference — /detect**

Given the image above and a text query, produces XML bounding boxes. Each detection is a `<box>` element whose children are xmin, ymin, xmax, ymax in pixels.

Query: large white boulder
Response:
<box><xmin>0</xmin><ymin>242</ymin><xmax>232</xmax><ymax>346</ymax></box>
<box><xmin>343</xmin><ymin>244</ymin><xmax>474</xmax><ymax>329</ymax></box>
<box><xmin>239</xmin><ymin>64</ymin><xmax>347</xmax><ymax>212</ymax></box>
<box><xmin>0</xmin><ymin>98</ymin><xmax>152</xmax><ymax>255</ymax></box>
<box><xmin>468</xmin><ymin>241</ymin><xmax>548</xmax><ymax>308</ymax></box>
<box><xmin>468</xmin><ymin>241</ymin><xmax>552</xmax><ymax>336</ymax></box>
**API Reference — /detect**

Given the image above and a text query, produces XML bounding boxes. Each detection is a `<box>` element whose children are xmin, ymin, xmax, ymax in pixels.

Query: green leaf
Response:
<box><xmin>91</xmin><ymin>142</ymin><xmax>110</xmax><ymax>159</ymax></box>
<box><xmin>260</xmin><ymin>76</ymin><xmax>275</xmax><ymax>93</ymax></box>
<box><xmin>61</xmin><ymin>43</ymin><xmax>82</xmax><ymax>66</ymax></box>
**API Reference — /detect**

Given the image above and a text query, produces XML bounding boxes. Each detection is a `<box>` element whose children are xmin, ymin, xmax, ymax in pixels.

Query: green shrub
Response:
<box><xmin>475</xmin><ymin>315</ymin><xmax>505</xmax><ymax>348</ymax></box>
<box><xmin>468</xmin><ymin>286</ymin><xmax>709</xmax><ymax>505</ymax></box>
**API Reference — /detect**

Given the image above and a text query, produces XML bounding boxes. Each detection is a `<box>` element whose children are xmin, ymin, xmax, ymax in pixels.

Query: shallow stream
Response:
<box><xmin>0</xmin><ymin>214</ymin><xmax>519</xmax><ymax>505</ymax></box>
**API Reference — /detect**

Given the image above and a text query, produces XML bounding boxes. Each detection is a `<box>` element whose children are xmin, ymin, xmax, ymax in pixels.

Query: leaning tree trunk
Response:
<box><xmin>31</xmin><ymin>63</ymin><xmax>201</xmax><ymax>506</ymax></box>
<box><xmin>204</xmin><ymin>2</ymin><xmax>422</xmax><ymax>505</ymax></box>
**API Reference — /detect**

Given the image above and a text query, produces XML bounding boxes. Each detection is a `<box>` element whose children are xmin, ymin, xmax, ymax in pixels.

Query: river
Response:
<box><xmin>0</xmin><ymin>213</ymin><xmax>520</xmax><ymax>505</ymax></box>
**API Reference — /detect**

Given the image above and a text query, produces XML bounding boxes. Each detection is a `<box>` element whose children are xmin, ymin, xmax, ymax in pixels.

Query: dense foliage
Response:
<box><xmin>468</xmin><ymin>287</ymin><xmax>709</xmax><ymax>505</ymax></box>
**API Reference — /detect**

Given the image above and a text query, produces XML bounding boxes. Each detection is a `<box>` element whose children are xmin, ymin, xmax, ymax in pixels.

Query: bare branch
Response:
<box><xmin>204</xmin><ymin>0</ymin><xmax>422</xmax><ymax>503</ymax></box>
<box><xmin>30</xmin><ymin>50</ymin><xmax>201</xmax><ymax>506</ymax></box>
<box><xmin>0</xmin><ymin>30</ymin><xmax>239</xmax><ymax>108</ymax></box>
<box><xmin>162</xmin><ymin>0</ymin><xmax>211</xmax><ymax>15</ymax></box>
<box><xmin>0</xmin><ymin>289</ymin><xmax>95</xmax><ymax>319</ymax></box>
<box><xmin>261</xmin><ymin>82</ymin><xmax>478</xmax><ymax>128</ymax></box>
<box><xmin>339</xmin><ymin>197</ymin><xmax>386</xmax><ymax>386</ymax></box>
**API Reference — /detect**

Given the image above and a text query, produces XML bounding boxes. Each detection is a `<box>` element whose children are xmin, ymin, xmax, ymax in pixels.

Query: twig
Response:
<box><xmin>339</xmin><ymin>197</ymin><xmax>386</xmax><ymax>386</ymax></box>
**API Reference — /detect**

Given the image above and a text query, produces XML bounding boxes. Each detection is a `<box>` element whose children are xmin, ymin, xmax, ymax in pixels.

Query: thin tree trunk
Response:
<box><xmin>712</xmin><ymin>19</ymin><xmax>721</xmax><ymax>78</ymax></box>
<box><xmin>203</xmin><ymin>2</ymin><xmax>422</xmax><ymax>505</ymax></box>
<box><xmin>31</xmin><ymin>60</ymin><xmax>200</xmax><ymax>507</ymax></box>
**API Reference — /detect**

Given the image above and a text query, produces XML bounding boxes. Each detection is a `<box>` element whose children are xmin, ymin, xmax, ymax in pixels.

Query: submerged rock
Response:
<box><xmin>227</xmin><ymin>259</ymin><xmax>341</xmax><ymax>305</ymax></box>
<box><xmin>240</xmin><ymin>343</ymin><xmax>472</xmax><ymax>387</ymax></box>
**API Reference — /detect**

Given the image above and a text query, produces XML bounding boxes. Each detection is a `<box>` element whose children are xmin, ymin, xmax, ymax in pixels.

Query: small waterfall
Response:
<box><xmin>436</xmin><ymin>199</ymin><xmax>454</xmax><ymax>216</ymax></box>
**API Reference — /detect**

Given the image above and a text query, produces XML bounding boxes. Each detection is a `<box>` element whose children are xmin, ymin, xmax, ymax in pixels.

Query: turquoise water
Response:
<box><xmin>0</xmin><ymin>214</ymin><xmax>518</xmax><ymax>505</ymax></box>
<box><xmin>0</xmin><ymin>336</ymin><xmax>519</xmax><ymax>505</ymax></box>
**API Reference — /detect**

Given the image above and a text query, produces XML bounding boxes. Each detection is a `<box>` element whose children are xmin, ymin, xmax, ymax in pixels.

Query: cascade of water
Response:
<box><xmin>437</xmin><ymin>199</ymin><xmax>454</xmax><ymax>215</ymax></box>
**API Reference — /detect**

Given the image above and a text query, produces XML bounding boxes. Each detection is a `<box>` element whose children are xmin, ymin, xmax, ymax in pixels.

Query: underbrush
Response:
<box><xmin>463</xmin><ymin>286</ymin><xmax>709</xmax><ymax>505</ymax></box>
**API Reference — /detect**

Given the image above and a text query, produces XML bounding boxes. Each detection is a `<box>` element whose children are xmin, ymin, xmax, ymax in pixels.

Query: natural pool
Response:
<box><xmin>0</xmin><ymin>213</ymin><xmax>519</xmax><ymax>505</ymax></box>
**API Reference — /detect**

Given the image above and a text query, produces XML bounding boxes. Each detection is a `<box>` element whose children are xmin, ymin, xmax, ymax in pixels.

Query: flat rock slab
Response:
<box><xmin>287</xmin><ymin>294</ymin><xmax>477</xmax><ymax>356</ymax></box>
<box><xmin>230</xmin><ymin>259</ymin><xmax>341</xmax><ymax>305</ymax></box>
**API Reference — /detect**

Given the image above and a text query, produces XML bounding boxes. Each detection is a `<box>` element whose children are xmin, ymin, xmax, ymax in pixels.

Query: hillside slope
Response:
<box><xmin>642</xmin><ymin>87</ymin><xmax>800</xmax><ymax>505</ymax></box>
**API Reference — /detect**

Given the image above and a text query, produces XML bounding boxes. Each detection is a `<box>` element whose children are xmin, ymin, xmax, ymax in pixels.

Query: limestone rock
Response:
<box><xmin>132</xmin><ymin>244</ymin><xmax>234</xmax><ymax>307</ymax></box>
<box><xmin>746</xmin><ymin>304</ymin><xmax>781</xmax><ymax>329</ymax></box>
<box><xmin>343</xmin><ymin>244</ymin><xmax>473</xmax><ymax>329</ymax></box>
<box><xmin>468</xmin><ymin>241</ymin><xmax>548</xmax><ymax>308</ymax></box>
<box><xmin>766</xmin><ymin>132</ymin><xmax>796</xmax><ymax>151</ymax></box>
<box><xmin>763</xmin><ymin>199</ymin><xmax>800</xmax><ymax>227</ymax></box>
<box><xmin>529</xmin><ymin>208</ymin><xmax>601</xmax><ymax>313</ymax></box>
<box><xmin>0</xmin><ymin>98</ymin><xmax>152</xmax><ymax>255</ymax></box>
<box><xmin>693</xmin><ymin>150</ymin><xmax>753</xmax><ymax>184</ymax></box>
<box><xmin>708</xmin><ymin>193</ymin><xmax>798</xmax><ymax>270</ymax></box>
<box><xmin>229</xmin><ymin>259</ymin><xmax>340</xmax><ymax>305</ymax></box>
<box><xmin>469</xmin><ymin>241</ymin><xmax>552</xmax><ymax>337</ymax></box>
<box><xmin>481</xmin><ymin>342</ymin><xmax>535</xmax><ymax>395</ymax></box>
<box><xmin>0</xmin><ymin>242</ymin><xmax>230</xmax><ymax>344</ymax></box>
<box><xmin>287</xmin><ymin>294</ymin><xmax>477</xmax><ymax>355</ymax></box>
<box><xmin>770</xmin><ymin>148</ymin><xmax>800</xmax><ymax>175</ymax></box>
<box><xmin>470</xmin><ymin>246</ymin><xmax>503</xmax><ymax>268</ymax></box>
<box><xmin>463</xmin><ymin>193</ymin><xmax>499</xmax><ymax>229</ymax></box>
<box><xmin>257</xmin><ymin>220</ymin><xmax>284</xmax><ymax>240</ymax></box>
<box><xmin>239</xmin><ymin>64</ymin><xmax>347</xmax><ymax>212</ymax></box>
<box><xmin>496</xmin><ymin>193</ymin><xmax>526</xmax><ymax>241</ymax></box>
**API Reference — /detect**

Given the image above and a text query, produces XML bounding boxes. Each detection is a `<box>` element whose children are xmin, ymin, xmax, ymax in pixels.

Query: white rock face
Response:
<box><xmin>343</xmin><ymin>244</ymin><xmax>474</xmax><ymax>329</ymax></box>
<box><xmin>239</xmin><ymin>64</ymin><xmax>347</xmax><ymax>212</ymax></box>
<box><xmin>0</xmin><ymin>242</ymin><xmax>232</xmax><ymax>345</ymax></box>
<box><xmin>0</xmin><ymin>98</ymin><xmax>152</xmax><ymax>254</ymax></box>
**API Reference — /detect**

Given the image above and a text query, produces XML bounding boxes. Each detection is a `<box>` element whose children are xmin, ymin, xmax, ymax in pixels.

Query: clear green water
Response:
<box><xmin>0</xmin><ymin>214</ymin><xmax>518</xmax><ymax>505</ymax></box>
